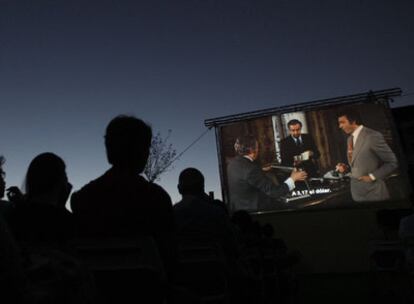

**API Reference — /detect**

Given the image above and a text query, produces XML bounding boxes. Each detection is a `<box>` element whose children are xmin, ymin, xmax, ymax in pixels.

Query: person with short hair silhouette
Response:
<box><xmin>0</xmin><ymin>156</ymin><xmax>23</xmax><ymax>210</ymax></box>
<box><xmin>1</xmin><ymin>156</ymin><xmax>25</xmax><ymax>220</ymax></box>
<box><xmin>0</xmin><ymin>156</ymin><xmax>13</xmax><ymax>218</ymax></box>
<box><xmin>0</xmin><ymin>155</ymin><xmax>6</xmax><ymax>201</ymax></box>
<box><xmin>174</xmin><ymin>168</ymin><xmax>239</xmax><ymax>261</ymax></box>
<box><xmin>174</xmin><ymin>168</ymin><xmax>247</xmax><ymax>303</ymax></box>
<box><xmin>70</xmin><ymin>115</ymin><xmax>175</xmax><ymax>277</ymax></box>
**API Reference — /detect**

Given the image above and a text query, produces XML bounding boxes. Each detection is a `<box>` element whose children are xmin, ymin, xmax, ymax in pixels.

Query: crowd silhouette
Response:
<box><xmin>4</xmin><ymin>114</ymin><xmax>412</xmax><ymax>303</ymax></box>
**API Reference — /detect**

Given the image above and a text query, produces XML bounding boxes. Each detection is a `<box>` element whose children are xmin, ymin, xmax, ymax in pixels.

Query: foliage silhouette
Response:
<box><xmin>144</xmin><ymin>130</ymin><xmax>177</xmax><ymax>182</ymax></box>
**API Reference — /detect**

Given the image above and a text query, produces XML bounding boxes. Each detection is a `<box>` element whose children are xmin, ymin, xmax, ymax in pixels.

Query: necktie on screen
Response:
<box><xmin>347</xmin><ymin>135</ymin><xmax>354</xmax><ymax>163</ymax></box>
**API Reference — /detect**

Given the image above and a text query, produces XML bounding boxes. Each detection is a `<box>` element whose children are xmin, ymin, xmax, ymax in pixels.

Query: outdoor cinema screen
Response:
<box><xmin>219</xmin><ymin>102</ymin><xmax>411</xmax><ymax>213</ymax></box>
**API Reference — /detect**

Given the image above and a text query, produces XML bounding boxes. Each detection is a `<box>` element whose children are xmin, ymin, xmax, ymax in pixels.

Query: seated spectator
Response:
<box><xmin>7</xmin><ymin>153</ymin><xmax>74</xmax><ymax>249</ymax></box>
<box><xmin>0</xmin><ymin>156</ymin><xmax>5</xmax><ymax>201</ymax></box>
<box><xmin>399</xmin><ymin>198</ymin><xmax>414</xmax><ymax>267</ymax></box>
<box><xmin>210</xmin><ymin>198</ymin><xmax>230</xmax><ymax>216</ymax></box>
<box><xmin>174</xmin><ymin>168</ymin><xmax>250</xmax><ymax>303</ymax></box>
<box><xmin>0</xmin><ymin>214</ymin><xmax>27</xmax><ymax>304</ymax></box>
<box><xmin>4</xmin><ymin>153</ymin><xmax>97</xmax><ymax>303</ymax></box>
<box><xmin>261</xmin><ymin>223</ymin><xmax>301</xmax><ymax>268</ymax></box>
<box><xmin>174</xmin><ymin>168</ymin><xmax>240</xmax><ymax>262</ymax></box>
<box><xmin>70</xmin><ymin>115</ymin><xmax>176</xmax><ymax>278</ymax></box>
<box><xmin>231</xmin><ymin>210</ymin><xmax>262</xmax><ymax>247</ymax></box>
<box><xmin>0</xmin><ymin>156</ymin><xmax>14</xmax><ymax>219</ymax></box>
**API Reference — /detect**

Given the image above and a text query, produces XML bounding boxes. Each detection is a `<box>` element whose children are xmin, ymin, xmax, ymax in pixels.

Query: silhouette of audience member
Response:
<box><xmin>0</xmin><ymin>156</ymin><xmax>8</xmax><ymax>211</ymax></box>
<box><xmin>70</xmin><ymin>115</ymin><xmax>175</xmax><ymax>277</ymax></box>
<box><xmin>261</xmin><ymin>223</ymin><xmax>300</xmax><ymax>268</ymax></box>
<box><xmin>0</xmin><ymin>157</ymin><xmax>24</xmax><ymax>302</ymax></box>
<box><xmin>0</xmin><ymin>156</ymin><xmax>5</xmax><ymax>200</ymax></box>
<box><xmin>231</xmin><ymin>210</ymin><xmax>255</xmax><ymax>236</ymax></box>
<box><xmin>210</xmin><ymin>199</ymin><xmax>230</xmax><ymax>216</ymax></box>
<box><xmin>0</xmin><ymin>156</ymin><xmax>16</xmax><ymax>220</ymax></box>
<box><xmin>0</xmin><ymin>215</ymin><xmax>27</xmax><ymax>304</ymax></box>
<box><xmin>399</xmin><ymin>197</ymin><xmax>414</xmax><ymax>267</ymax></box>
<box><xmin>3</xmin><ymin>154</ymin><xmax>96</xmax><ymax>304</ymax></box>
<box><xmin>175</xmin><ymin>168</ymin><xmax>256</xmax><ymax>304</ymax></box>
<box><xmin>7</xmin><ymin>153</ymin><xmax>74</xmax><ymax>248</ymax></box>
<box><xmin>260</xmin><ymin>223</ymin><xmax>299</xmax><ymax>302</ymax></box>
<box><xmin>174</xmin><ymin>168</ymin><xmax>240</xmax><ymax>262</ymax></box>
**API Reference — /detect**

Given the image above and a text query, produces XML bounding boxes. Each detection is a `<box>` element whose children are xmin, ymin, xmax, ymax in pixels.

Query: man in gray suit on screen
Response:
<box><xmin>336</xmin><ymin>108</ymin><xmax>398</xmax><ymax>202</ymax></box>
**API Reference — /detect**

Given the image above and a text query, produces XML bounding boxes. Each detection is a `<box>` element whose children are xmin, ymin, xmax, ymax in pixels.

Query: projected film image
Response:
<box><xmin>221</xmin><ymin>102</ymin><xmax>410</xmax><ymax>212</ymax></box>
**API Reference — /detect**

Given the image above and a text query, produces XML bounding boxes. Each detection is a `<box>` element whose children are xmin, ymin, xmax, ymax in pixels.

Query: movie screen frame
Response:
<box><xmin>217</xmin><ymin>101</ymin><xmax>411</xmax><ymax>214</ymax></box>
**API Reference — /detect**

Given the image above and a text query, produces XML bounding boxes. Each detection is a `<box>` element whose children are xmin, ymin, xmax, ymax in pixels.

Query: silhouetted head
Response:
<box><xmin>25</xmin><ymin>153</ymin><xmax>70</xmax><ymax>204</ymax></box>
<box><xmin>105</xmin><ymin>115</ymin><xmax>152</xmax><ymax>173</ymax></box>
<box><xmin>287</xmin><ymin>119</ymin><xmax>302</xmax><ymax>138</ymax></box>
<box><xmin>212</xmin><ymin>199</ymin><xmax>229</xmax><ymax>216</ymax></box>
<box><xmin>231</xmin><ymin>210</ymin><xmax>253</xmax><ymax>233</ymax></box>
<box><xmin>337</xmin><ymin>107</ymin><xmax>363</xmax><ymax>135</ymax></box>
<box><xmin>178</xmin><ymin>167</ymin><xmax>205</xmax><ymax>196</ymax></box>
<box><xmin>261</xmin><ymin>223</ymin><xmax>274</xmax><ymax>238</ymax></box>
<box><xmin>0</xmin><ymin>156</ymin><xmax>5</xmax><ymax>198</ymax></box>
<box><xmin>234</xmin><ymin>135</ymin><xmax>259</xmax><ymax>160</ymax></box>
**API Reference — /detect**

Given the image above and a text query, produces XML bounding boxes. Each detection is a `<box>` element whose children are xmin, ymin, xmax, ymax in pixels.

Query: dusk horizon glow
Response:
<box><xmin>1</xmin><ymin>0</ymin><xmax>413</xmax><ymax>203</ymax></box>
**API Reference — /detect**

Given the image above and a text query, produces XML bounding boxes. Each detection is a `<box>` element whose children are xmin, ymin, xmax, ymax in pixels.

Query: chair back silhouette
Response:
<box><xmin>401</xmin><ymin>235</ymin><xmax>414</xmax><ymax>273</ymax></box>
<box><xmin>72</xmin><ymin>236</ymin><xmax>166</xmax><ymax>304</ymax></box>
<box><xmin>175</xmin><ymin>234</ymin><xmax>230</xmax><ymax>304</ymax></box>
<box><xmin>369</xmin><ymin>239</ymin><xmax>405</xmax><ymax>272</ymax></box>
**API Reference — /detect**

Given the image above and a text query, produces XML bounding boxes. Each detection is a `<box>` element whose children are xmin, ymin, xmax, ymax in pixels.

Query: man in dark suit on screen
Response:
<box><xmin>280</xmin><ymin>119</ymin><xmax>320</xmax><ymax>177</ymax></box>
<box><xmin>227</xmin><ymin>135</ymin><xmax>307</xmax><ymax>212</ymax></box>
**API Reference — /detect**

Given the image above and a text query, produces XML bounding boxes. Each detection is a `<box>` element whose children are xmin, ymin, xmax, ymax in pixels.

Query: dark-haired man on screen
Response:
<box><xmin>335</xmin><ymin>108</ymin><xmax>398</xmax><ymax>202</ymax></box>
<box><xmin>227</xmin><ymin>135</ymin><xmax>307</xmax><ymax>211</ymax></box>
<box><xmin>280</xmin><ymin>119</ymin><xmax>320</xmax><ymax>177</ymax></box>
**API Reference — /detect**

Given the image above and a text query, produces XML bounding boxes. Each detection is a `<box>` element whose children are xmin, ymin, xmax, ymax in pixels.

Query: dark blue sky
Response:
<box><xmin>1</xmin><ymin>0</ymin><xmax>413</xmax><ymax>202</ymax></box>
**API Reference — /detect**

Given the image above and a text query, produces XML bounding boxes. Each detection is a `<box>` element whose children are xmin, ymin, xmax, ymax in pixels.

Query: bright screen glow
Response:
<box><xmin>220</xmin><ymin>102</ymin><xmax>411</xmax><ymax>213</ymax></box>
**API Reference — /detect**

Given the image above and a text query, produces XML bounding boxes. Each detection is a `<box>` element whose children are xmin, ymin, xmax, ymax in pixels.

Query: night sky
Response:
<box><xmin>1</xmin><ymin>0</ymin><xmax>413</xmax><ymax>203</ymax></box>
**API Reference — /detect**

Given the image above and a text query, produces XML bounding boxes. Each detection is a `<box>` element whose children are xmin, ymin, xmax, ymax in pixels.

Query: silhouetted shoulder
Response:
<box><xmin>146</xmin><ymin>181</ymin><xmax>173</xmax><ymax>205</ymax></box>
<box><xmin>70</xmin><ymin>174</ymin><xmax>108</xmax><ymax>212</ymax></box>
<box><xmin>70</xmin><ymin>170</ymin><xmax>173</xmax><ymax>214</ymax></box>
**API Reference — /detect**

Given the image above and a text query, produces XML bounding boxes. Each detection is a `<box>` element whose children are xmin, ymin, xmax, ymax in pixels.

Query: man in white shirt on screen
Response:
<box><xmin>335</xmin><ymin>108</ymin><xmax>398</xmax><ymax>202</ymax></box>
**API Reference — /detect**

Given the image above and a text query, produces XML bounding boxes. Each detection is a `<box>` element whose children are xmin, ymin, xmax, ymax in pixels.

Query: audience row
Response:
<box><xmin>0</xmin><ymin>115</ymin><xmax>299</xmax><ymax>304</ymax></box>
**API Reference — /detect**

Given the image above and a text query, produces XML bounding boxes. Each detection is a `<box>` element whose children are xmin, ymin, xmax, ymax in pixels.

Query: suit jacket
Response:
<box><xmin>348</xmin><ymin>126</ymin><xmax>398</xmax><ymax>202</ymax></box>
<box><xmin>227</xmin><ymin>156</ymin><xmax>289</xmax><ymax>212</ymax></box>
<box><xmin>280</xmin><ymin>134</ymin><xmax>320</xmax><ymax>177</ymax></box>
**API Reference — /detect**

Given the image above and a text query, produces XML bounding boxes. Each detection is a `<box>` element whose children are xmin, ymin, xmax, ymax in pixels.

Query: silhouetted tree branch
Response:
<box><xmin>144</xmin><ymin>130</ymin><xmax>177</xmax><ymax>182</ymax></box>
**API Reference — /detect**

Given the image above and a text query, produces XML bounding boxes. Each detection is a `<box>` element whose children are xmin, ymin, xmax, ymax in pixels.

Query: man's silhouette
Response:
<box><xmin>0</xmin><ymin>156</ymin><xmax>14</xmax><ymax>219</ymax></box>
<box><xmin>174</xmin><ymin>168</ymin><xmax>240</xmax><ymax>262</ymax></box>
<box><xmin>0</xmin><ymin>156</ymin><xmax>5</xmax><ymax>201</ymax></box>
<box><xmin>71</xmin><ymin>115</ymin><xmax>175</xmax><ymax>275</ymax></box>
